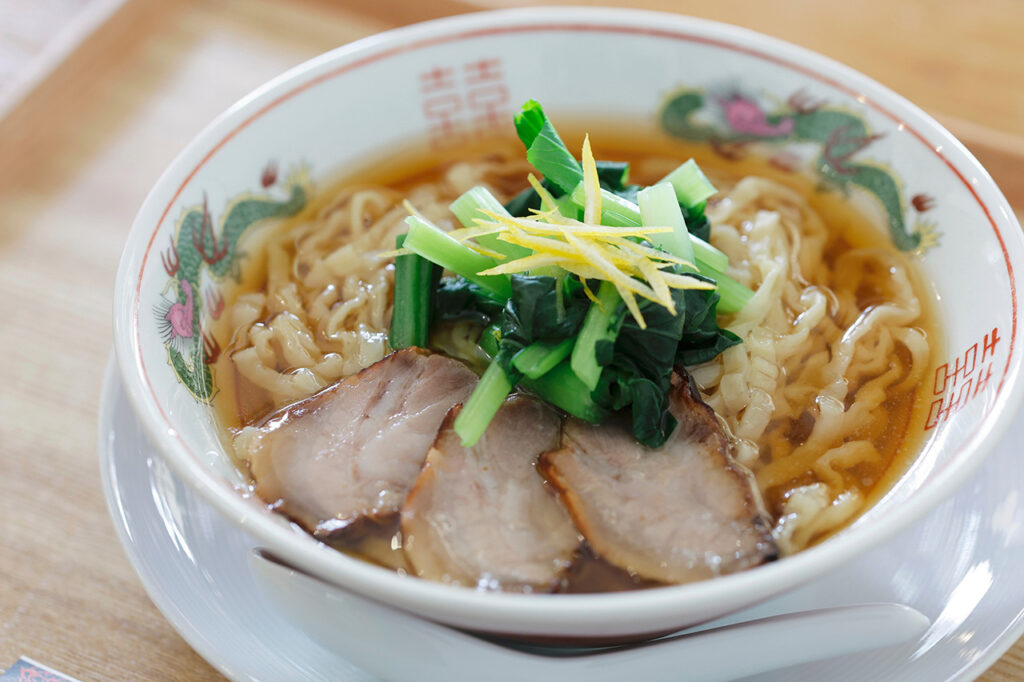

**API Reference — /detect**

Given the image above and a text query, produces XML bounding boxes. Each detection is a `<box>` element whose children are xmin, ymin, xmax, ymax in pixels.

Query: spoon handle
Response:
<box><xmin>251</xmin><ymin>549</ymin><xmax>929</xmax><ymax>682</ymax></box>
<box><xmin>554</xmin><ymin>603</ymin><xmax>929</xmax><ymax>682</ymax></box>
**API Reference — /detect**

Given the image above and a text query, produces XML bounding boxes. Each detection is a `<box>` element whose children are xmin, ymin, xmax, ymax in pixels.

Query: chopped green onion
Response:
<box><xmin>659</xmin><ymin>159</ymin><xmax>717</xmax><ymax>207</ymax></box>
<box><xmin>449</xmin><ymin>187</ymin><xmax>532</xmax><ymax>261</ymax></box>
<box><xmin>453</xmin><ymin>360</ymin><xmax>514</xmax><ymax>446</ymax></box>
<box><xmin>637</xmin><ymin>182</ymin><xmax>695</xmax><ymax>264</ymax></box>
<box><xmin>388</xmin><ymin>233</ymin><xmax>438</xmax><ymax>349</ymax></box>
<box><xmin>512</xmin><ymin>338</ymin><xmax>574</xmax><ymax>379</ymax></box>
<box><xmin>571</xmin><ymin>281</ymin><xmax>624</xmax><ymax>391</ymax></box>
<box><xmin>403</xmin><ymin>215</ymin><xmax>512</xmax><ymax>300</ymax></box>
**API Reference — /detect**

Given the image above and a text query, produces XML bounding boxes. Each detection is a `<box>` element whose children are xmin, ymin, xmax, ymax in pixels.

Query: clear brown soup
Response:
<box><xmin>212</xmin><ymin>126</ymin><xmax>938</xmax><ymax>592</ymax></box>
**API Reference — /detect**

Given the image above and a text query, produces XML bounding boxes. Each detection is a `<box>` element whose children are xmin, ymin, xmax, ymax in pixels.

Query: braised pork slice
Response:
<box><xmin>538</xmin><ymin>374</ymin><xmax>776</xmax><ymax>584</ymax></box>
<box><xmin>244</xmin><ymin>348</ymin><xmax>478</xmax><ymax>537</ymax></box>
<box><xmin>401</xmin><ymin>397</ymin><xmax>579</xmax><ymax>591</ymax></box>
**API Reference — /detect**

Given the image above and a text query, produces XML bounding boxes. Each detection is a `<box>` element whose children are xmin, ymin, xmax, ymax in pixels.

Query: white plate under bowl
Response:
<box><xmin>98</xmin><ymin>359</ymin><xmax>1024</xmax><ymax>681</ymax></box>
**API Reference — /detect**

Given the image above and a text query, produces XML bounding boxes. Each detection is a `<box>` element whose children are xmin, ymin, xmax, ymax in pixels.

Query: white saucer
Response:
<box><xmin>99</xmin><ymin>359</ymin><xmax>1024</xmax><ymax>681</ymax></box>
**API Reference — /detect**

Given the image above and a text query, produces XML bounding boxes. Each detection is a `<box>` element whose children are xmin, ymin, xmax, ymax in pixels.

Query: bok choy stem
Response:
<box><xmin>512</xmin><ymin>338</ymin><xmax>574</xmax><ymax>379</ymax></box>
<box><xmin>693</xmin><ymin>248</ymin><xmax>729</xmax><ymax>276</ymax></box>
<box><xmin>522</xmin><ymin>360</ymin><xmax>608</xmax><ymax>423</ymax></box>
<box><xmin>449</xmin><ymin>187</ymin><xmax>533</xmax><ymax>261</ymax></box>
<box><xmin>477</xmin><ymin>327</ymin><xmax>606</xmax><ymax>423</ymax></box>
<box><xmin>659</xmin><ymin>159</ymin><xmax>718</xmax><ymax>208</ymax></box>
<box><xmin>705</xmin><ymin>269</ymin><xmax>754</xmax><ymax>314</ymax></box>
<box><xmin>637</xmin><ymin>182</ymin><xmax>695</xmax><ymax>266</ymax></box>
<box><xmin>571</xmin><ymin>281</ymin><xmax>624</xmax><ymax>391</ymax></box>
<box><xmin>453</xmin><ymin>360</ymin><xmax>514</xmax><ymax>446</ymax></box>
<box><xmin>403</xmin><ymin>215</ymin><xmax>512</xmax><ymax>300</ymax></box>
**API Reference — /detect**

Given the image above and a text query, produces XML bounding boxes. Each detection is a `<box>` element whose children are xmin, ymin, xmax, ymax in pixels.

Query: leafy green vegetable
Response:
<box><xmin>592</xmin><ymin>289</ymin><xmax>686</xmax><ymax>447</ymax></box>
<box><xmin>406</xmin><ymin>99</ymin><xmax>748</xmax><ymax>448</ymax></box>
<box><xmin>676</xmin><ymin>286</ymin><xmax>742</xmax><ymax>365</ymax></box>
<box><xmin>500</xmin><ymin>275</ymin><xmax>588</xmax><ymax>347</ymax></box>
<box><xmin>477</xmin><ymin>325</ymin><xmax>608</xmax><ymax>424</ymax></box>
<box><xmin>587</xmin><ymin>283</ymin><xmax>740</xmax><ymax>447</ymax></box>
<box><xmin>595</xmin><ymin>161</ymin><xmax>631</xmax><ymax>191</ymax></box>
<box><xmin>433</xmin><ymin>276</ymin><xmax>505</xmax><ymax>325</ymax></box>
<box><xmin>503</xmin><ymin>185</ymin><xmax>542</xmax><ymax>217</ymax></box>
<box><xmin>476</xmin><ymin>280</ymin><xmax>732</xmax><ymax>446</ymax></box>
<box><xmin>514</xmin><ymin>100</ymin><xmax>584</xmax><ymax>195</ymax></box>
<box><xmin>503</xmin><ymin>175</ymin><xmax>567</xmax><ymax>217</ymax></box>
<box><xmin>681</xmin><ymin>202</ymin><xmax>711</xmax><ymax>243</ymax></box>
<box><xmin>506</xmin><ymin>161</ymin><xmax>635</xmax><ymax>217</ymax></box>
<box><xmin>432</xmin><ymin>273</ymin><xmax>588</xmax><ymax>374</ymax></box>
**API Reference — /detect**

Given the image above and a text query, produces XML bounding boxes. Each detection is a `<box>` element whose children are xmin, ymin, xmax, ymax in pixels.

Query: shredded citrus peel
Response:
<box><xmin>388</xmin><ymin>139</ymin><xmax>717</xmax><ymax>328</ymax></box>
<box><xmin>581</xmin><ymin>135</ymin><xmax>602</xmax><ymax>225</ymax></box>
<box><xmin>527</xmin><ymin>174</ymin><xmax>559</xmax><ymax>213</ymax></box>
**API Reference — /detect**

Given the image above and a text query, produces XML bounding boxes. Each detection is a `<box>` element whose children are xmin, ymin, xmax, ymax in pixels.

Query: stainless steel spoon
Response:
<box><xmin>251</xmin><ymin>548</ymin><xmax>929</xmax><ymax>682</ymax></box>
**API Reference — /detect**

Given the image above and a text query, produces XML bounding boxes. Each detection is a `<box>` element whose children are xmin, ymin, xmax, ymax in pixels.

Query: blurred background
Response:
<box><xmin>0</xmin><ymin>1</ymin><xmax>1021</xmax><ymax>680</ymax></box>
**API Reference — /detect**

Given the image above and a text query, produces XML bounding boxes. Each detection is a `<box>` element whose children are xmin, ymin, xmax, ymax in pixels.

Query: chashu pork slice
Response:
<box><xmin>244</xmin><ymin>348</ymin><xmax>478</xmax><ymax>537</ymax></box>
<box><xmin>401</xmin><ymin>396</ymin><xmax>579</xmax><ymax>591</ymax></box>
<box><xmin>538</xmin><ymin>374</ymin><xmax>777</xmax><ymax>584</ymax></box>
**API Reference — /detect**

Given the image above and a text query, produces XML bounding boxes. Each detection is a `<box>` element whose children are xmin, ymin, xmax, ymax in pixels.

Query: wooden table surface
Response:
<box><xmin>1</xmin><ymin>0</ymin><xmax>1022</xmax><ymax>679</ymax></box>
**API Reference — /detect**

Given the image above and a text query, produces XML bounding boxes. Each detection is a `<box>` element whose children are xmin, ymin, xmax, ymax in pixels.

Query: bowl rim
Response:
<box><xmin>113</xmin><ymin>6</ymin><xmax>1024</xmax><ymax>631</ymax></box>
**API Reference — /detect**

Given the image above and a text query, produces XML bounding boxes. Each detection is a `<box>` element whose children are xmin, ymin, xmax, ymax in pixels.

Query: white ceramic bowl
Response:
<box><xmin>113</xmin><ymin>7</ymin><xmax>1024</xmax><ymax>641</ymax></box>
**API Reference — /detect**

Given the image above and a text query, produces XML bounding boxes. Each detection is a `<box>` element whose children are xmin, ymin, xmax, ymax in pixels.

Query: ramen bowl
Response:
<box><xmin>113</xmin><ymin>7</ymin><xmax>1024</xmax><ymax>642</ymax></box>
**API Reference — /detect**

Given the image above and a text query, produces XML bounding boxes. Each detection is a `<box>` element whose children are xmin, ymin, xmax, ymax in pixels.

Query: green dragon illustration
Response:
<box><xmin>157</xmin><ymin>167</ymin><xmax>308</xmax><ymax>400</ymax></box>
<box><xmin>660</xmin><ymin>89</ymin><xmax>937</xmax><ymax>252</ymax></box>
